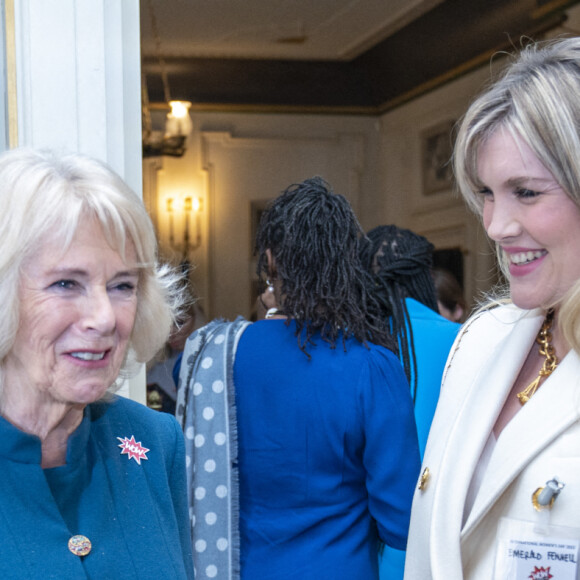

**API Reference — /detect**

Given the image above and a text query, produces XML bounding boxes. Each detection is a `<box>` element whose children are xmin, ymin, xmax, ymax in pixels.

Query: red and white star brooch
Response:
<box><xmin>117</xmin><ymin>435</ymin><xmax>150</xmax><ymax>465</ymax></box>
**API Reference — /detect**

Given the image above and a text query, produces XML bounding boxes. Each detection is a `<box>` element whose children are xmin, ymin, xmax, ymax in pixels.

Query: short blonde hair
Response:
<box><xmin>0</xmin><ymin>148</ymin><xmax>185</xmax><ymax>391</ymax></box>
<box><xmin>453</xmin><ymin>37</ymin><xmax>580</xmax><ymax>352</ymax></box>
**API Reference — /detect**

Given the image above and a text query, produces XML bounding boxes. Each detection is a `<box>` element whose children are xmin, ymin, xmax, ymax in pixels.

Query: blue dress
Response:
<box><xmin>234</xmin><ymin>319</ymin><xmax>420</xmax><ymax>580</ymax></box>
<box><xmin>379</xmin><ymin>298</ymin><xmax>461</xmax><ymax>580</ymax></box>
<box><xmin>0</xmin><ymin>396</ymin><xmax>194</xmax><ymax>579</ymax></box>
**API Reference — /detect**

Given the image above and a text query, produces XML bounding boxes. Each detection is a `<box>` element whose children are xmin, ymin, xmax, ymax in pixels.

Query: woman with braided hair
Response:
<box><xmin>360</xmin><ymin>225</ymin><xmax>461</xmax><ymax>451</ymax></box>
<box><xmin>360</xmin><ymin>225</ymin><xmax>461</xmax><ymax>580</ymax></box>
<box><xmin>177</xmin><ymin>177</ymin><xmax>420</xmax><ymax>580</ymax></box>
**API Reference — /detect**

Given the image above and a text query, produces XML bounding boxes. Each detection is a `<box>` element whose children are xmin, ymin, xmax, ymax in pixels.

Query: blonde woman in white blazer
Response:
<box><xmin>405</xmin><ymin>38</ymin><xmax>580</xmax><ymax>580</ymax></box>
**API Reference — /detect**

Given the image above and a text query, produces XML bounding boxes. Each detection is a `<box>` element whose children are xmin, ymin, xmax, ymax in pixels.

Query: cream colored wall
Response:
<box><xmin>148</xmin><ymin>84</ymin><xmax>492</xmax><ymax>320</ymax></box>
<box><xmin>146</xmin><ymin>86</ymin><xmax>493</xmax><ymax>320</ymax></box>
<box><xmin>376</xmin><ymin>10</ymin><xmax>580</xmax><ymax>312</ymax></box>
<box><xmin>378</xmin><ymin>65</ymin><xmax>497</xmax><ymax>312</ymax></box>
<box><xmin>149</xmin><ymin>113</ymin><xmax>383</xmax><ymax>320</ymax></box>
<box><xmin>145</xmin><ymin>11</ymin><xmax>580</xmax><ymax>322</ymax></box>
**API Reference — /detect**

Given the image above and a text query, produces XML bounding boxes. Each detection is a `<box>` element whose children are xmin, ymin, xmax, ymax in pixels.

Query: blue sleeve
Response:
<box><xmin>360</xmin><ymin>347</ymin><xmax>421</xmax><ymax>550</ymax></box>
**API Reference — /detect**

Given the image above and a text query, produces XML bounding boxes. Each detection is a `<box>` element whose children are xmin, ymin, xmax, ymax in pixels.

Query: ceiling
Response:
<box><xmin>141</xmin><ymin>0</ymin><xmax>578</xmax><ymax>114</ymax></box>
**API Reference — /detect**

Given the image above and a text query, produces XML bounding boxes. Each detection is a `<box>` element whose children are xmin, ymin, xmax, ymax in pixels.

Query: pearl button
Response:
<box><xmin>68</xmin><ymin>535</ymin><xmax>92</xmax><ymax>557</ymax></box>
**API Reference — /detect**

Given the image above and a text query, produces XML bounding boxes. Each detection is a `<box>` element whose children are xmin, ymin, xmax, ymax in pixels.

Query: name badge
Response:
<box><xmin>494</xmin><ymin>518</ymin><xmax>580</xmax><ymax>580</ymax></box>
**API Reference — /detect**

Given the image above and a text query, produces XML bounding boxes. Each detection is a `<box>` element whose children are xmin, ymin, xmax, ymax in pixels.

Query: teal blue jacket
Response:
<box><xmin>0</xmin><ymin>396</ymin><xmax>194</xmax><ymax>579</ymax></box>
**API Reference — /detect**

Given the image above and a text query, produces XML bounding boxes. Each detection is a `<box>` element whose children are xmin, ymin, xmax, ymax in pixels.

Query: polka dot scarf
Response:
<box><xmin>176</xmin><ymin>317</ymin><xmax>251</xmax><ymax>580</ymax></box>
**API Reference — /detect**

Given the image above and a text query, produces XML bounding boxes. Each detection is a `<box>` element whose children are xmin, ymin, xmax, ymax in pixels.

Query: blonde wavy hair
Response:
<box><xmin>453</xmin><ymin>37</ymin><xmax>580</xmax><ymax>354</ymax></box>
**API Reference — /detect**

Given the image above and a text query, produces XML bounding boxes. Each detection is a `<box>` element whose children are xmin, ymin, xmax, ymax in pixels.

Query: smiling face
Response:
<box><xmin>3</xmin><ymin>219</ymin><xmax>139</xmax><ymax>410</ymax></box>
<box><xmin>478</xmin><ymin>128</ymin><xmax>580</xmax><ymax>310</ymax></box>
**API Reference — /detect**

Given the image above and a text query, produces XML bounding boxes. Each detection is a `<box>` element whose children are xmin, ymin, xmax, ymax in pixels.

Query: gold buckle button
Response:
<box><xmin>418</xmin><ymin>467</ymin><xmax>430</xmax><ymax>491</ymax></box>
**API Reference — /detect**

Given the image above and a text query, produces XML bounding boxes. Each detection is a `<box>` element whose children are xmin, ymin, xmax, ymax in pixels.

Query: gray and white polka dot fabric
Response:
<box><xmin>176</xmin><ymin>318</ymin><xmax>250</xmax><ymax>579</ymax></box>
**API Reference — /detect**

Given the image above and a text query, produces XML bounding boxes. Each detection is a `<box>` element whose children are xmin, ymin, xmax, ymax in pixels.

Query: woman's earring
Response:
<box><xmin>266</xmin><ymin>279</ymin><xmax>274</xmax><ymax>293</ymax></box>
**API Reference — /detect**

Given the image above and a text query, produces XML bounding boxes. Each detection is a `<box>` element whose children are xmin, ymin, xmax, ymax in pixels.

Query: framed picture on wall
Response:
<box><xmin>421</xmin><ymin>120</ymin><xmax>455</xmax><ymax>195</ymax></box>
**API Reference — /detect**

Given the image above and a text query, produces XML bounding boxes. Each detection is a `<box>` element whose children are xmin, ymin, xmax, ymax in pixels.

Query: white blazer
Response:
<box><xmin>404</xmin><ymin>304</ymin><xmax>580</xmax><ymax>580</ymax></box>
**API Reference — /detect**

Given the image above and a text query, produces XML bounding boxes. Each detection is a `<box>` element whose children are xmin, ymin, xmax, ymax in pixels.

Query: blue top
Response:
<box><xmin>234</xmin><ymin>319</ymin><xmax>420</xmax><ymax>580</ymax></box>
<box><xmin>380</xmin><ymin>298</ymin><xmax>461</xmax><ymax>580</ymax></box>
<box><xmin>0</xmin><ymin>396</ymin><xmax>194</xmax><ymax>580</ymax></box>
<box><xmin>404</xmin><ymin>298</ymin><xmax>461</xmax><ymax>456</ymax></box>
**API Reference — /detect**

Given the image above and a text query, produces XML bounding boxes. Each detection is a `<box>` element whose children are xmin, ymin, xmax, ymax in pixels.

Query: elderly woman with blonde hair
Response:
<box><xmin>0</xmin><ymin>148</ymin><xmax>193</xmax><ymax>579</ymax></box>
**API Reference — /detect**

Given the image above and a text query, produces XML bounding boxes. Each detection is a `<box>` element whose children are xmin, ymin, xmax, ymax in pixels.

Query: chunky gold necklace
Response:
<box><xmin>517</xmin><ymin>310</ymin><xmax>558</xmax><ymax>405</ymax></box>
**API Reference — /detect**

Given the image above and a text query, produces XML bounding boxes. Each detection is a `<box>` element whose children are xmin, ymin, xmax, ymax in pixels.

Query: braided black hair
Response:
<box><xmin>255</xmin><ymin>177</ymin><xmax>396</xmax><ymax>356</ymax></box>
<box><xmin>359</xmin><ymin>225</ymin><xmax>438</xmax><ymax>401</ymax></box>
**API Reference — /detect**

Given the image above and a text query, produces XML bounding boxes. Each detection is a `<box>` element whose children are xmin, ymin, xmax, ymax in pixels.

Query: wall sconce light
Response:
<box><xmin>166</xmin><ymin>194</ymin><xmax>203</xmax><ymax>262</ymax></box>
<box><xmin>142</xmin><ymin>97</ymin><xmax>193</xmax><ymax>158</ymax></box>
<box><xmin>159</xmin><ymin>101</ymin><xmax>192</xmax><ymax>157</ymax></box>
<box><xmin>166</xmin><ymin>101</ymin><xmax>192</xmax><ymax>135</ymax></box>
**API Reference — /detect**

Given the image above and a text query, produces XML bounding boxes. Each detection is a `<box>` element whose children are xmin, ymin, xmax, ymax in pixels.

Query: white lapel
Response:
<box><xmin>462</xmin><ymin>347</ymin><xmax>580</xmax><ymax>539</ymax></box>
<box><xmin>429</xmin><ymin>309</ymin><xmax>542</xmax><ymax>576</ymax></box>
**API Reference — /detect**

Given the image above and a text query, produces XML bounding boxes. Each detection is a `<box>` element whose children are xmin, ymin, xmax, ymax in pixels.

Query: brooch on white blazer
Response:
<box><xmin>532</xmin><ymin>476</ymin><xmax>565</xmax><ymax>511</ymax></box>
<box><xmin>117</xmin><ymin>435</ymin><xmax>150</xmax><ymax>465</ymax></box>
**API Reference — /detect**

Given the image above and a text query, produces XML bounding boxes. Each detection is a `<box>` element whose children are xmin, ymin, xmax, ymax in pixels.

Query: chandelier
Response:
<box><xmin>142</xmin><ymin>0</ymin><xmax>192</xmax><ymax>158</ymax></box>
